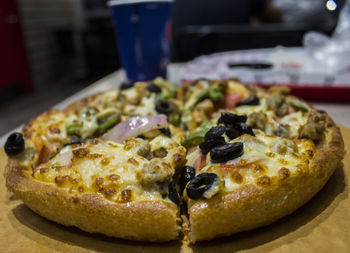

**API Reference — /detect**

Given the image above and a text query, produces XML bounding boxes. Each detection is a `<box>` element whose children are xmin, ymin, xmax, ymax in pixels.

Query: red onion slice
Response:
<box><xmin>102</xmin><ymin>115</ymin><xmax>168</xmax><ymax>143</ymax></box>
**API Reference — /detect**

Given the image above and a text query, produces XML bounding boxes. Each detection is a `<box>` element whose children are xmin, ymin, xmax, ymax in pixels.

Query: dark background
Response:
<box><xmin>0</xmin><ymin>0</ymin><xmax>345</xmax><ymax>136</ymax></box>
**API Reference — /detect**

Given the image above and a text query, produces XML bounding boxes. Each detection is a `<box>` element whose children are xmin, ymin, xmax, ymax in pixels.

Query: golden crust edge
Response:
<box><xmin>4</xmin><ymin>159</ymin><xmax>181</xmax><ymax>242</ymax></box>
<box><xmin>188</xmin><ymin>117</ymin><xmax>345</xmax><ymax>242</ymax></box>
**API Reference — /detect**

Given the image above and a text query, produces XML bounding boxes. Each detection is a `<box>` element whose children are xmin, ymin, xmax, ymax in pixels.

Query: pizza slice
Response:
<box><xmin>181</xmin><ymin>106</ymin><xmax>344</xmax><ymax>242</ymax></box>
<box><xmin>5</xmin><ymin>118</ymin><xmax>187</xmax><ymax>241</ymax></box>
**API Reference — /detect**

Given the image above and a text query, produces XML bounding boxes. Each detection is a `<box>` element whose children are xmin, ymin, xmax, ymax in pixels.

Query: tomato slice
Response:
<box><xmin>193</xmin><ymin>153</ymin><xmax>207</xmax><ymax>172</ymax></box>
<box><xmin>223</xmin><ymin>93</ymin><xmax>242</xmax><ymax>109</ymax></box>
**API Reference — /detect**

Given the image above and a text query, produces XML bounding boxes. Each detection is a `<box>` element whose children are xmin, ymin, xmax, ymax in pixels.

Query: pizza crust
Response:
<box><xmin>5</xmin><ymin>159</ymin><xmax>181</xmax><ymax>242</ymax></box>
<box><xmin>187</xmin><ymin>121</ymin><xmax>345</xmax><ymax>242</ymax></box>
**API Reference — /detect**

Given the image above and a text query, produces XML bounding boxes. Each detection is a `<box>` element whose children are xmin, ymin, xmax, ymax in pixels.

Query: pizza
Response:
<box><xmin>4</xmin><ymin>78</ymin><xmax>345</xmax><ymax>243</ymax></box>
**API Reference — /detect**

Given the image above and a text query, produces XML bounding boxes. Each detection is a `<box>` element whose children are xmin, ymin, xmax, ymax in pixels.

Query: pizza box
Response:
<box><xmin>1</xmin><ymin>127</ymin><xmax>350</xmax><ymax>252</ymax></box>
<box><xmin>181</xmin><ymin>48</ymin><xmax>350</xmax><ymax>102</ymax></box>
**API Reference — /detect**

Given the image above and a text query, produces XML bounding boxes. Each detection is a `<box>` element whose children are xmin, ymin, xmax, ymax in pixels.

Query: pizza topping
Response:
<box><xmin>102</xmin><ymin>115</ymin><xmax>168</xmax><ymax>143</ymax></box>
<box><xmin>210</xmin><ymin>142</ymin><xmax>244</xmax><ymax>163</ymax></box>
<box><xmin>141</xmin><ymin>159</ymin><xmax>173</xmax><ymax>186</ymax></box>
<box><xmin>95</xmin><ymin>108</ymin><xmax>120</xmax><ymax>135</ymax></box>
<box><xmin>287</xmin><ymin>98</ymin><xmax>309</xmax><ymax>113</ymax></box>
<box><xmin>153</xmin><ymin>77</ymin><xmax>177</xmax><ymax>98</ymax></box>
<box><xmin>79</xmin><ymin>106</ymin><xmax>98</xmax><ymax>118</ymax></box>
<box><xmin>217</xmin><ymin>112</ymin><xmax>247</xmax><ymax>125</ymax></box>
<box><xmin>182</xmin><ymin>121</ymin><xmax>213</xmax><ymax>148</ymax></box>
<box><xmin>191</xmin><ymin>99</ymin><xmax>215</xmax><ymax>126</ymax></box>
<box><xmin>124</xmin><ymin>138</ymin><xmax>151</xmax><ymax>159</ymax></box>
<box><xmin>146</xmin><ymin>83</ymin><xmax>162</xmax><ymax>93</ymax></box>
<box><xmin>168</xmin><ymin>181</ymin><xmax>180</xmax><ymax>205</ymax></box>
<box><xmin>199</xmin><ymin>126</ymin><xmax>226</xmax><ymax>154</ymax></box>
<box><xmin>266</xmin><ymin>94</ymin><xmax>289</xmax><ymax>117</ymax></box>
<box><xmin>247</xmin><ymin>112</ymin><xmax>267</xmax><ymax>131</ymax></box>
<box><xmin>120</xmin><ymin>80</ymin><xmax>134</xmax><ymax>90</ymax></box>
<box><xmin>179</xmin><ymin>166</ymin><xmax>196</xmax><ymax>193</ymax></box>
<box><xmin>66</xmin><ymin>121</ymin><xmax>83</xmax><ymax>136</ymax></box>
<box><xmin>225</xmin><ymin>123</ymin><xmax>255</xmax><ymax>140</ymax></box>
<box><xmin>236</xmin><ymin>96</ymin><xmax>260</xmax><ymax>107</ymax></box>
<box><xmin>186</xmin><ymin>173</ymin><xmax>221</xmax><ymax>200</ymax></box>
<box><xmin>204</xmin><ymin>126</ymin><xmax>226</xmax><ymax>140</ymax></box>
<box><xmin>273</xmin><ymin>124</ymin><xmax>291</xmax><ymax>138</ymax></box>
<box><xmin>5</xmin><ymin>132</ymin><xmax>25</xmax><ymax>156</ymax></box>
<box><xmin>155</xmin><ymin>99</ymin><xmax>174</xmax><ymax>115</ymax></box>
<box><xmin>196</xmin><ymin>83</ymin><xmax>224</xmax><ymax>106</ymax></box>
<box><xmin>221</xmin><ymin>93</ymin><xmax>242</xmax><ymax>109</ymax></box>
<box><xmin>299</xmin><ymin>111</ymin><xmax>326</xmax><ymax>141</ymax></box>
<box><xmin>199</xmin><ymin>137</ymin><xmax>226</xmax><ymax>155</ymax></box>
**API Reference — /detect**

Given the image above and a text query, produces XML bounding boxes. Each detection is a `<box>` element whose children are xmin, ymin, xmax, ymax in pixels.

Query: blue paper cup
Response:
<box><xmin>108</xmin><ymin>0</ymin><xmax>172</xmax><ymax>82</ymax></box>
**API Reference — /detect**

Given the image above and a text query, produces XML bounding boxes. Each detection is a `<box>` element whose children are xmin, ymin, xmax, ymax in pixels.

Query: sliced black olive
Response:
<box><xmin>218</xmin><ymin>112</ymin><xmax>247</xmax><ymax>125</ymax></box>
<box><xmin>179</xmin><ymin>166</ymin><xmax>196</xmax><ymax>193</ymax></box>
<box><xmin>168</xmin><ymin>181</ymin><xmax>180</xmax><ymax>205</ymax></box>
<box><xmin>146</xmin><ymin>83</ymin><xmax>161</xmax><ymax>93</ymax></box>
<box><xmin>155</xmin><ymin>99</ymin><xmax>173</xmax><ymax>115</ymax></box>
<box><xmin>225</xmin><ymin>124</ymin><xmax>241</xmax><ymax>140</ymax></box>
<box><xmin>239</xmin><ymin>123</ymin><xmax>255</xmax><ymax>136</ymax></box>
<box><xmin>159</xmin><ymin>128</ymin><xmax>171</xmax><ymax>137</ymax></box>
<box><xmin>225</xmin><ymin>123</ymin><xmax>255</xmax><ymax>140</ymax></box>
<box><xmin>199</xmin><ymin>136</ymin><xmax>225</xmax><ymax>154</ymax></box>
<box><xmin>5</xmin><ymin>132</ymin><xmax>25</xmax><ymax>156</ymax></box>
<box><xmin>204</xmin><ymin>126</ymin><xmax>225</xmax><ymax>141</ymax></box>
<box><xmin>120</xmin><ymin>80</ymin><xmax>134</xmax><ymax>90</ymax></box>
<box><xmin>236</xmin><ymin>96</ymin><xmax>260</xmax><ymax>107</ymax></box>
<box><xmin>186</xmin><ymin>173</ymin><xmax>219</xmax><ymax>200</ymax></box>
<box><xmin>210</xmin><ymin>142</ymin><xmax>244</xmax><ymax>163</ymax></box>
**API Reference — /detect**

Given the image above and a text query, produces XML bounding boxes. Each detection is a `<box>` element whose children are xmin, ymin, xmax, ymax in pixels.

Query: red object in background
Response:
<box><xmin>257</xmin><ymin>84</ymin><xmax>350</xmax><ymax>102</ymax></box>
<box><xmin>0</xmin><ymin>0</ymin><xmax>32</xmax><ymax>92</ymax></box>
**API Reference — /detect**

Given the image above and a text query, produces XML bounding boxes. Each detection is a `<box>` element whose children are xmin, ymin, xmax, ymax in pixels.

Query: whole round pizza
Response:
<box><xmin>4</xmin><ymin>78</ymin><xmax>345</xmax><ymax>243</ymax></box>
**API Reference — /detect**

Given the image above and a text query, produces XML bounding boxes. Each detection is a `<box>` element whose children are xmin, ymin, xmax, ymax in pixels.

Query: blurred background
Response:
<box><xmin>0</xmin><ymin>0</ymin><xmax>346</xmax><ymax>136</ymax></box>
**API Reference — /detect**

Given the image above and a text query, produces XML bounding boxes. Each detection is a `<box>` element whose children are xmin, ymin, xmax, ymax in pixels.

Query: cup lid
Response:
<box><xmin>108</xmin><ymin>0</ymin><xmax>172</xmax><ymax>6</ymax></box>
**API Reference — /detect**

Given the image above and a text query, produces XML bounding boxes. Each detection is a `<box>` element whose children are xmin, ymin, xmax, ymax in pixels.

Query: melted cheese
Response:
<box><xmin>33</xmin><ymin>136</ymin><xmax>186</xmax><ymax>203</ymax></box>
<box><xmin>279</xmin><ymin>111</ymin><xmax>307</xmax><ymax>137</ymax></box>
<box><xmin>202</xmin><ymin>133</ymin><xmax>315</xmax><ymax>192</ymax></box>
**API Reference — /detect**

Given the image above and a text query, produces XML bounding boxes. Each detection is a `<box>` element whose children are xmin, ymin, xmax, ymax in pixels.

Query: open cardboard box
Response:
<box><xmin>1</xmin><ymin>127</ymin><xmax>349</xmax><ymax>253</ymax></box>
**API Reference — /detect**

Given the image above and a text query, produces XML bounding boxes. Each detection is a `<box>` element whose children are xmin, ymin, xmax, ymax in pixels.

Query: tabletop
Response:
<box><xmin>1</xmin><ymin>64</ymin><xmax>350</xmax><ymax>146</ymax></box>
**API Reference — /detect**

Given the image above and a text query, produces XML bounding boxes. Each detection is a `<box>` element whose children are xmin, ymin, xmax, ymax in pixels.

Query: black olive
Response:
<box><xmin>218</xmin><ymin>112</ymin><xmax>247</xmax><ymax>125</ymax></box>
<box><xmin>179</xmin><ymin>166</ymin><xmax>196</xmax><ymax>193</ymax></box>
<box><xmin>155</xmin><ymin>99</ymin><xmax>173</xmax><ymax>115</ymax></box>
<box><xmin>168</xmin><ymin>181</ymin><xmax>180</xmax><ymax>205</ymax></box>
<box><xmin>186</xmin><ymin>173</ymin><xmax>219</xmax><ymax>200</ymax></box>
<box><xmin>146</xmin><ymin>83</ymin><xmax>161</xmax><ymax>93</ymax></box>
<box><xmin>199</xmin><ymin>136</ymin><xmax>226</xmax><ymax>154</ymax></box>
<box><xmin>239</xmin><ymin>122</ymin><xmax>255</xmax><ymax>136</ymax></box>
<box><xmin>159</xmin><ymin>128</ymin><xmax>171</xmax><ymax>137</ymax></box>
<box><xmin>120</xmin><ymin>80</ymin><xmax>134</xmax><ymax>90</ymax></box>
<box><xmin>5</xmin><ymin>132</ymin><xmax>25</xmax><ymax>156</ymax></box>
<box><xmin>225</xmin><ymin>123</ymin><xmax>255</xmax><ymax>140</ymax></box>
<box><xmin>210</xmin><ymin>142</ymin><xmax>244</xmax><ymax>163</ymax></box>
<box><xmin>225</xmin><ymin>124</ymin><xmax>241</xmax><ymax>139</ymax></box>
<box><xmin>204</xmin><ymin>126</ymin><xmax>225</xmax><ymax>141</ymax></box>
<box><xmin>236</xmin><ymin>96</ymin><xmax>260</xmax><ymax>107</ymax></box>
